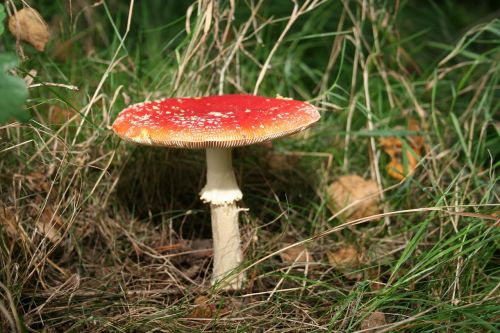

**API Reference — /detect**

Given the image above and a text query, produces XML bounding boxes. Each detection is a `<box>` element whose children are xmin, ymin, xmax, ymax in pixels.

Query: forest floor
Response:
<box><xmin>0</xmin><ymin>0</ymin><xmax>499</xmax><ymax>332</ymax></box>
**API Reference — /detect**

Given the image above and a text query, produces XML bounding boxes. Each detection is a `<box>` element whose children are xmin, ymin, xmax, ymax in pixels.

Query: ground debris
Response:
<box><xmin>154</xmin><ymin>239</ymin><xmax>213</xmax><ymax>279</ymax></box>
<box><xmin>8</xmin><ymin>7</ymin><xmax>50</xmax><ymax>51</ymax></box>
<box><xmin>49</xmin><ymin>105</ymin><xmax>79</xmax><ymax>124</ymax></box>
<box><xmin>327</xmin><ymin>244</ymin><xmax>360</xmax><ymax>268</ymax></box>
<box><xmin>0</xmin><ymin>207</ymin><xmax>19</xmax><ymax>238</ymax></box>
<box><xmin>189</xmin><ymin>296</ymin><xmax>233</xmax><ymax>318</ymax></box>
<box><xmin>379</xmin><ymin>118</ymin><xmax>424</xmax><ymax>180</ymax></box>
<box><xmin>25</xmin><ymin>171</ymin><xmax>51</xmax><ymax>193</ymax></box>
<box><xmin>364</xmin><ymin>240</ymin><xmax>397</xmax><ymax>266</ymax></box>
<box><xmin>36</xmin><ymin>206</ymin><xmax>63</xmax><ymax>243</ymax></box>
<box><xmin>279</xmin><ymin>243</ymin><xmax>311</xmax><ymax>264</ymax></box>
<box><xmin>327</xmin><ymin>174</ymin><xmax>381</xmax><ymax>221</ymax></box>
<box><xmin>327</xmin><ymin>244</ymin><xmax>362</xmax><ymax>280</ymax></box>
<box><xmin>155</xmin><ymin>239</ymin><xmax>213</xmax><ymax>258</ymax></box>
<box><xmin>360</xmin><ymin>311</ymin><xmax>387</xmax><ymax>332</ymax></box>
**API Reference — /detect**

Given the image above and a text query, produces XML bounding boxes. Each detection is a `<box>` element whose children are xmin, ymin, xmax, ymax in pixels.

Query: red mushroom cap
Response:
<box><xmin>112</xmin><ymin>94</ymin><xmax>320</xmax><ymax>148</ymax></box>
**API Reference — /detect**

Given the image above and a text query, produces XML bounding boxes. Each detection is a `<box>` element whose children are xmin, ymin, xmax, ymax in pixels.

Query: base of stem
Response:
<box><xmin>210</xmin><ymin>203</ymin><xmax>246</xmax><ymax>290</ymax></box>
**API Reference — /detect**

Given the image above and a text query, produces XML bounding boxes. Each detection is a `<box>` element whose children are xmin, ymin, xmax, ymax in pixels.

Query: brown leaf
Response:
<box><xmin>327</xmin><ymin>175</ymin><xmax>381</xmax><ymax>221</ymax></box>
<box><xmin>327</xmin><ymin>244</ymin><xmax>362</xmax><ymax>280</ymax></box>
<box><xmin>368</xmin><ymin>277</ymin><xmax>385</xmax><ymax>291</ymax></box>
<box><xmin>189</xmin><ymin>296</ymin><xmax>232</xmax><ymax>318</ymax></box>
<box><xmin>408</xmin><ymin>118</ymin><xmax>424</xmax><ymax>153</ymax></box>
<box><xmin>385</xmin><ymin>158</ymin><xmax>404</xmax><ymax>181</ymax></box>
<box><xmin>49</xmin><ymin>106</ymin><xmax>79</xmax><ymax>124</ymax></box>
<box><xmin>279</xmin><ymin>244</ymin><xmax>311</xmax><ymax>264</ymax></box>
<box><xmin>384</xmin><ymin>147</ymin><xmax>418</xmax><ymax>181</ymax></box>
<box><xmin>36</xmin><ymin>206</ymin><xmax>63</xmax><ymax>243</ymax></box>
<box><xmin>26</xmin><ymin>171</ymin><xmax>51</xmax><ymax>193</ymax></box>
<box><xmin>360</xmin><ymin>311</ymin><xmax>387</xmax><ymax>332</ymax></box>
<box><xmin>379</xmin><ymin>136</ymin><xmax>402</xmax><ymax>159</ymax></box>
<box><xmin>8</xmin><ymin>7</ymin><xmax>50</xmax><ymax>52</ymax></box>
<box><xmin>0</xmin><ymin>207</ymin><xmax>19</xmax><ymax>238</ymax></box>
<box><xmin>190</xmin><ymin>296</ymin><xmax>215</xmax><ymax>318</ymax></box>
<box><xmin>379</xmin><ymin>118</ymin><xmax>424</xmax><ymax>180</ymax></box>
<box><xmin>327</xmin><ymin>244</ymin><xmax>360</xmax><ymax>269</ymax></box>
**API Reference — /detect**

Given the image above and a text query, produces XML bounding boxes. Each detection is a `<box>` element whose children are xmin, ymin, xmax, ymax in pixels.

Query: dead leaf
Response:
<box><xmin>369</xmin><ymin>278</ymin><xmax>385</xmax><ymax>291</ymax></box>
<box><xmin>26</xmin><ymin>171</ymin><xmax>51</xmax><ymax>193</ymax></box>
<box><xmin>279</xmin><ymin>244</ymin><xmax>311</xmax><ymax>264</ymax></box>
<box><xmin>0</xmin><ymin>207</ymin><xmax>32</xmax><ymax>245</ymax></box>
<box><xmin>25</xmin><ymin>171</ymin><xmax>58</xmax><ymax>203</ymax></box>
<box><xmin>360</xmin><ymin>311</ymin><xmax>387</xmax><ymax>332</ymax></box>
<box><xmin>408</xmin><ymin>118</ymin><xmax>424</xmax><ymax>152</ymax></box>
<box><xmin>379</xmin><ymin>136</ymin><xmax>402</xmax><ymax>159</ymax></box>
<box><xmin>189</xmin><ymin>296</ymin><xmax>232</xmax><ymax>318</ymax></box>
<box><xmin>36</xmin><ymin>206</ymin><xmax>63</xmax><ymax>243</ymax></box>
<box><xmin>379</xmin><ymin>118</ymin><xmax>424</xmax><ymax>180</ymax></box>
<box><xmin>327</xmin><ymin>244</ymin><xmax>362</xmax><ymax>280</ymax></box>
<box><xmin>8</xmin><ymin>7</ymin><xmax>50</xmax><ymax>52</ymax></box>
<box><xmin>49</xmin><ymin>106</ymin><xmax>79</xmax><ymax>124</ymax></box>
<box><xmin>385</xmin><ymin>157</ymin><xmax>408</xmax><ymax>181</ymax></box>
<box><xmin>0</xmin><ymin>207</ymin><xmax>19</xmax><ymax>238</ymax></box>
<box><xmin>327</xmin><ymin>175</ymin><xmax>381</xmax><ymax>221</ymax></box>
<box><xmin>190</xmin><ymin>296</ymin><xmax>215</xmax><ymax>318</ymax></box>
<box><xmin>327</xmin><ymin>244</ymin><xmax>360</xmax><ymax>269</ymax></box>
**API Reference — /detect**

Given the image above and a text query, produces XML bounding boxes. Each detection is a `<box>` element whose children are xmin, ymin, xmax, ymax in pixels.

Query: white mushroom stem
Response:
<box><xmin>200</xmin><ymin>148</ymin><xmax>243</xmax><ymax>205</ymax></box>
<box><xmin>200</xmin><ymin>148</ymin><xmax>245</xmax><ymax>289</ymax></box>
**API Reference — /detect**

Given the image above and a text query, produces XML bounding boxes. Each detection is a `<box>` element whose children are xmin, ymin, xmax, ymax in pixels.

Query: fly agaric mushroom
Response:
<box><xmin>112</xmin><ymin>94</ymin><xmax>320</xmax><ymax>289</ymax></box>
